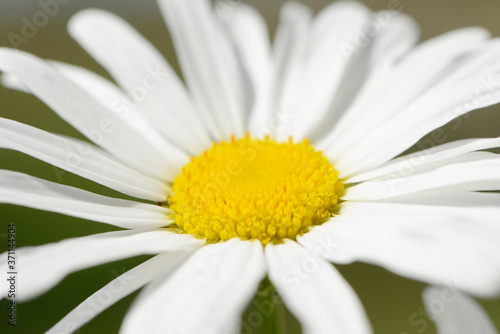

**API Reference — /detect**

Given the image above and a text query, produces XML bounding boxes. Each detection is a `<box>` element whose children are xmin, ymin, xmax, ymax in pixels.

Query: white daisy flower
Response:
<box><xmin>423</xmin><ymin>287</ymin><xmax>499</xmax><ymax>334</ymax></box>
<box><xmin>1</xmin><ymin>0</ymin><xmax>500</xmax><ymax>333</ymax></box>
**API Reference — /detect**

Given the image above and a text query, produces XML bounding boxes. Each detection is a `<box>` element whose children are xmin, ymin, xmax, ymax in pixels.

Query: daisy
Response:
<box><xmin>1</xmin><ymin>0</ymin><xmax>500</xmax><ymax>333</ymax></box>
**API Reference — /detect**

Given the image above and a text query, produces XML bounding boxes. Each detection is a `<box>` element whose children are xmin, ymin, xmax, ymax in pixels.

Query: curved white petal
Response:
<box><xmin>68</xmin><ymin>9</ymin><xmax>211</xmax><ymax>154</ymax></box>
<box><xmin>341</xmin><ymin>196</ymin><xmax>500</xmax><ymax>213</ymax></box>
<box><xmin>157</xmin><ymin>0</ymin><xmax>248</xmax><ymax>140</ymax></box>
<box><xmin>329</xmin><ymin>26</ymin><xmax>489</xmax><ymax>144</ymax></box>
<box><xmin>3</xmin><ymin>61</ymin><xmax>162</xmax><ymax>147</ymax></box>
<box><xmin>321</xmin><ymin>27</ymin><xmax>487</xmax><ymax>153</ymax></box>
<box><xmin>0</xmin><ymin>48</ymin><xmax>187</xmax><ymax>181</ymax></box>
<box><xmin>121</xmin><ymin>239</ymin><xmax>266</xmax><ymax>334</ymax></box>
<box><xmin>367</xmin><ymin>13</ymin><xmax>420</xmax><ymax>69</ymax></box>
<box><xmin>267</xmin><ymin>2</ymin><xmax>312</xmax><ymax>140</ymax></box>
<box><xmin>312</xmin><ymin>13</ymin><xmax>420</xmax><ymax>142</ymax></box>
<box><xmin>49</xmin><ymin>61</ymin><xmax>199</xmax><ymax>155</ymax></box>
<box><xmin>0</xmin><ymin>118</ymin><xmax>170</xmax><ymax>201</ymax></box>
<box><xmin>266</xmin><ymin>241</ymin><xmax>372</xmax><ymax>334</ymax></box>
<box><xmin>0</xmin><ymin>170</ymin><xmax>172</xmax><ymax>229</ymax></box>
<box><xmin>344</xmin><ymin>153</ymin><xmax>500</xmax><ymax>201</ymax></box>
<box><xmin>0</xmin><ymin>229</ymin><xmax>202</xmax><ymax>302</ymax></box>
<box><xmin>347</xmin><ymin>136</ymin><xmax>500</xmax><ymax>183</ymax></box>
<box><xmin>336</xmin><ymin>74</ymin><xmax>500</xmax><ymax>177</ymax></box>
<box><xmin>338</xmin><ymin>200</ymin><xmax>500</xmax><ymax>234</ymax></box>
<box><xmin>374</xmin><ymin>190</ymin><xmax>500</xmax><ymax>207</ymax></box>
<box><xmin>333</xmin><ymin>43</ymin><xmax>500</xmax><ymax>176</ymax></box>
<box><xmin>219</xmin><ymin>3</ymin><xmax>273</xmax><ymax>134</ymax></box>
<box><xmin>423</xmin><ymin>287</ymin><xmax>499</xmax><ymax>334</ymax></box>
<box><xmin>299</xmin><ymin>211</ymin><xmax>500</xmax><ymax>297</ymax></box>
<box><xmin>323</xmin><ymin>27</ymin><xmax>493</xmax><ymax>172</ymax></box>
<box><xmin>285</xmin><ymin>1</ymin><xmax>372</xmax><ymax>141</ymax></box>
<box><xmin>1</xmin><ymin>72</ymin><xmax>29</xmax><ymax>92</ymax></box>
<box><xmin>47</xmin><ymin>250</ymin><xmax>197</xmax><ymax>334</ymax></box>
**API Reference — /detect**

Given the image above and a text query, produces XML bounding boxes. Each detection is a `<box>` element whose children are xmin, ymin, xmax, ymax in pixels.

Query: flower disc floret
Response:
<box><xmin>169</xmin><ymin>136</ymin><xmax>344</xmax><ymax>244</ymax></box>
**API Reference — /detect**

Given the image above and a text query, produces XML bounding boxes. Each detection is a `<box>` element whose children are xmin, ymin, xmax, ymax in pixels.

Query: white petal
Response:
<box><xmin>347</xmin><ymin>136</ymin><xmax>500</xmax><ymax>183</ymax></box>
<box><xmin>285</xmin><ymin>1</ymin><xmax>372</xmax><ymax>140</ymax></box>
<box><xmin>323</xmin><ymin>27</ymin><xmax>493</xmax><ymax>172</ymax></box>
<box><xmin>219</xmin><ymin>3</ymin><xmax>273</xmax><ymax>135</ymax></box>
<box><xmin>0</xmin><ymin>118</ymin><xmax>170</xmax><ymax>201</ymax></box>
<box><xmin>3</xmin><ymin>62</ymin><xmax>180</xmax><ymax>158</ymax></box>
<box><xmin>121</xmin><ymin>239</ymin><xmax>266</xmax><ymax>334</ymax></box>
<box><xmin>269</xmin><ymin>2</ymin><xmax>312</xmax><ymax>141</ymax></box>
<box><xmin>422</xmin><ymin>39</ymin><xmax>500</xmax><ymax>88</ymax></box>
<box><xmin>157</xmin><ymin>0</ymin><xmax>248</xmax><ymax>140</ymax></box>
<box><xmin>0</xmin><ymin>170</ymin><xmax>172</xmax><ymax>229</ymax></box>
<box><xmin>1</xmin><ymin>72</ymin><xmax>30</xmax><ymax>92</ymax></box>
<box><xmin>375</xmin><ymin>189</ymin><xmax>500</xmax><ymax>207</ymax></box>
<box><xmin>312</xmin><ymin>13</ymin><xmax>420</xmax><ymax>142</ymax></box>
<box><xmin>218</xmin><ymin>321</ymin><xmax>240</xmax><ymax>334</ymax></box>
<box><xmin>49</xmin><ymin>61</ymin><xmax>198</xmax><ymax>154</ymax></box>
<box><xmin>321</xmin><ymin>27</ymin><xmax>486</xmax><ymax>154</ymax></box>
<box><xmin>423</xmin><ymin>287</ymin><xmax>499</xmax><ymax>334</ymax></box>
<box><xmin>0</xmin><ymin>48</ymin><xmax>187</xmax><ymax>181</ymax></box>
<box><xmin>338</xmin><ymin>200</ymin><xmax>500</xmax><ymax>233</ymax></box>
<box><xmin>336</xmin><ymin>74</ymin><xmax>500</xmax><ymax>177</ymax></box>
<box><xmin>266</xmin><ymin>241</ymin><xmax>372</xmax><ymax>334</ymax></box>
<box><xmin>344</xmin><ymin>153</ymin><xmax>500</xmax><ymax>201</ymax></box>
<box><xmin>68</xmin><ymin>9</ymin><xmax>211</xmax><ymax>154</ymax></box>
<box><xmin>0</xmin><ymin>229</ymin><xmax>202</xmax><ymax>301</ymax></box>
<box><xmin>47</xmin><ymin>250</ymin><xmax>197</xmax><ymax>334</ymax></box>
<box><xmin>367</xmin><ymin>13</ymin><xmax>420</xmax><ymax>68</ymax></box>
<box><xmin>299</xmin><ymin>210</ymin><xmax>500</xmax><ymax>297</ymax></box>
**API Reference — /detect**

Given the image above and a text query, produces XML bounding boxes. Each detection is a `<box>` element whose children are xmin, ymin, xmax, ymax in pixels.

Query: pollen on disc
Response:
<box><xmin>168</xmin><ymin>135</ymin><xmax>344</xmax><ymax>245</ymax></box>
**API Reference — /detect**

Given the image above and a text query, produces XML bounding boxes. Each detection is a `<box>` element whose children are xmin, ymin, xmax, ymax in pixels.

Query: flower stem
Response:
<box><xmin>241</xmin><ymin>278</ymin><xmax>292</xmax><ymax>334</ymax></box>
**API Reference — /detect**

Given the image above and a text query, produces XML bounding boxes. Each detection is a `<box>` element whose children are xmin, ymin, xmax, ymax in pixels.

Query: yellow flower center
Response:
<box><xmin>168</xmin><ymin>136</ymin><xmax>344</xmax><ymax>245</ymax></box>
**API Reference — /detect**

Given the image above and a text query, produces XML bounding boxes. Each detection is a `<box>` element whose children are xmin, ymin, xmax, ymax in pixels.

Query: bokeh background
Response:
<box><xmin>1</xmin><ymin>0</ymin><xmax>500</xmax><ymax>333</ymax></box>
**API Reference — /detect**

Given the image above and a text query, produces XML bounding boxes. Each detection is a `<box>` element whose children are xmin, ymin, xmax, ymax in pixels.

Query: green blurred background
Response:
<box><xmin>1</xmin><ymin>0</ymin><xmax>500</xmax><ymax>333</ymax></box>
